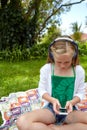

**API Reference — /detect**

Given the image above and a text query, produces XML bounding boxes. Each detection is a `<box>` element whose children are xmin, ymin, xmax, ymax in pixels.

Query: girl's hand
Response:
<box><xmin>51</xmin><ymin>98</ymin><xmax>61</xmax><ymax>114</ymax></box>
<box><xmin>65</xmin><ymin>101</ymin><xmax>73</xmax><ymax>113</ymax></box>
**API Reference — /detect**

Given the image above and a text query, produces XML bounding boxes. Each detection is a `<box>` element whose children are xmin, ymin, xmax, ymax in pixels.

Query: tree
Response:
<box><xmin>41</xmin><ymin>25</ymin><xmax>61</xmax><ymax>45</ymax></box>
<box><xmin>0</xmin><ymin>0</ymin><xmax>86</xmax><ymax>50</ymax></box>
<box><xmin>0</xmin><ymin>0</ymin><xmax>27</xmax><ymax>50</ymax></box>
<box><xmin>71</xmin><ymin>22</ymin><xmax>82</xmax><ymax>41</ymax></box>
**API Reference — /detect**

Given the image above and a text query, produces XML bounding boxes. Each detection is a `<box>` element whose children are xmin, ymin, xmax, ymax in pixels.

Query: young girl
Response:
<box><xmin>17</xmin><ymin>36</ymin><xmax>86</xmax><ymax>130</ymax></box>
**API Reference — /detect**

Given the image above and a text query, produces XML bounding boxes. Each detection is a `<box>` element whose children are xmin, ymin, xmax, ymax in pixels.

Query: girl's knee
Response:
<box><xmin>16</xmin><ymin>114</ymin><xmax>30</xmax><ymax>130</ymax></box>
<box><xmin>16</xmin><ymin>115</ymin><xmax>25</xmax><ymax>129</ymax></box>
<box><xmin>65</xmin><ymin>111</ymin><xmax>78</xmax><ymax>123</ymax></box>
<box><xmin>65</xmin><ymin>111</ymin><xmax>87</xmax><ymax>124</ymax></box>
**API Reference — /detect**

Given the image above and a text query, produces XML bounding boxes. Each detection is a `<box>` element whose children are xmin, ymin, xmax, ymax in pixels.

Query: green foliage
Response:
<box><xmin>29</xmin><ymin>43</ymin><xmax>48</xmax><ymax>59</ymax></box>
<box><xmin>0</xmin><ymin>46</ymin><xmax>30</xmax><ymax>61</ymax></box>
<box><xmin>0</xmin><ymin>4</ymin><xmax>27</xmax><ymax>50</ymax></box>
<box><xmin>70</xmin><ymin>22</ymin><xmax>82</xmax><ymax>41</ymax></box>
<box><xmin>80</xmin><ymin>56</ymin><xmax>87</xmax><ymax>81</ymax></box>
<box><xmin>41</xmin><ymin>25</ymin><xmax>61</xmax><ymax>44</ymax></box>
<box><xmin>71</xmin><ymin>22</ymin><xmax>82</xmax><ymax>33</ymax></box>
<box><xmin>73</xmin><ymin>32</ymin><xmax>82</xmax><ymax>41</ymax></box>
<box><xmin>78</xmin><ymin>42</ymin><xmax>87</xmax><ymax>56</ymax></box>
<box><xmin>0</xmin><ymin>43</ymin><xmax>48</xmax><ymax>61</ymax></box>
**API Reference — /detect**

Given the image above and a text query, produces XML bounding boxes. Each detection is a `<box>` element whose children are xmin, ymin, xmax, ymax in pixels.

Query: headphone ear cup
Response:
<box><xmin>49</xmin><ymin>51</ymin><xmax>54</xmax><ymax>61</ymax></box>
<box><xmin>73</xmin><ymin>51</ymin><xmax>77</xmax><ymax>59</ymax></box>
<box><xmin>73</xmin><ymin>43</ymin><xmax>78</xmax><ymax>59</ymax></box>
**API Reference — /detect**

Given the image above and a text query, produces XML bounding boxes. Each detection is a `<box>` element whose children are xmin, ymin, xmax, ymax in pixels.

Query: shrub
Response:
<box><xmin>78</xmin><ymin>42</ymin><xmax>87</xmax><ymax>56</ymax></box>
<box><xmin>0</xmin><ymin>43</ymin><xmax>48</xmax><ymax>61</ymax></box>
<box><xmin>0</xmin><ymin>41</ymin><xmax>87</xmax><ymax>62</ymax></box>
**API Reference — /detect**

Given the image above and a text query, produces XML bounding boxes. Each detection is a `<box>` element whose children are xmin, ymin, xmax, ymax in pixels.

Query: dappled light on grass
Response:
<box><xmin>29</xmin><ymin>75</ymin><xmax>39</xmax><ymax>88</ymax></box>
<box><xmin>0</xmin><ymin>76</ymin><xmax>30</xmax><ymax>97</ymax></box>
<box><xmin>0</xmin><ymin>59</ymin><xmax>46</xmax><ymax>98</ymax></box>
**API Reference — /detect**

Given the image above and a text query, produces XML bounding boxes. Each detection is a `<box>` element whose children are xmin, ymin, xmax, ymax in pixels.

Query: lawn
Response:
<box><xmin>0</xmin><ymin>56</ymin><xmax>87</xmax><ymax>98</ymax></box>
<box><xmin>0</xmin><ymin>59</ymin><xmax>46</xmax><ymax>98</ymax></box>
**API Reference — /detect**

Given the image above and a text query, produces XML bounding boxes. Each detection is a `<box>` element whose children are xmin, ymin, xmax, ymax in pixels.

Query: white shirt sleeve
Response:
<box><xmin>38</xmin><ymin>64</ymin><xmax>52</xmax><ymax>98</ymax></box>
<box><xmin>74</xmin><ymin>65</ymin><xmax>85</xmax><ymax>100</ymax></box>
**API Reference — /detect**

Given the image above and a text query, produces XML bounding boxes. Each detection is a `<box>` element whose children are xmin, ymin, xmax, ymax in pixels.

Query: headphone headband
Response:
<box><xmin>55</xmin><ymin>37</ymin><xmax>74</xmax><ymax>42</ymax></box>
<box><xmin>50</xmin><ymin>37</ymin><xmax>78</xmax><ymax>49</ymax></box>
<box><xmin>49</xmin><ymin>37</ymin><xmax>78</xmax><ymax>61</ymax></box>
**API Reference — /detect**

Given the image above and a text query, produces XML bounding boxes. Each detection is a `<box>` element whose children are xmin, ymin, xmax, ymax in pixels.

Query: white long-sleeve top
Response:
<box><xmin>38</xmin><ymin>63</ymin><xmax>85</xmax><ymax>106</ymax></box>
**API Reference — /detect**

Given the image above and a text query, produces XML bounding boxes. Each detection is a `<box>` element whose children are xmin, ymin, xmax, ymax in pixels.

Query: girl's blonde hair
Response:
<box><xmin>47</xmin><ymin>36</ymin><xmax>79</xmax><ymax>66</ymax></box>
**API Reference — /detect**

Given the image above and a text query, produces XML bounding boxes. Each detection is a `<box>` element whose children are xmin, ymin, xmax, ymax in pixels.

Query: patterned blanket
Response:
<box><xmin>0</xmin><ymin>89</ymin><xmax>44</xmax><ymax>130</ymax></box>
<box><xmin>0</xmin><ymin>84</ymin><xmax>87</xmax><ymax>130</ymax></box>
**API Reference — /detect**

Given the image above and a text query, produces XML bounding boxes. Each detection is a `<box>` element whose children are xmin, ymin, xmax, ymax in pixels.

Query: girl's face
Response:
<box><xmin>51</xmin><ymin>41</ymin><xmax>75</xmax><ymax>69</ymax></box>
<box><xmin>53</xmin><ymin>53</ymin><xmax>73</xmax><ymax>70</ymax></box>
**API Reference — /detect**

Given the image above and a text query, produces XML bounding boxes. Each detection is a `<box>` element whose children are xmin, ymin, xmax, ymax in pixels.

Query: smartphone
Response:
<box><xmin>59</xmin><ymin>108</ymin><xmax>68</xmax><ymax>115</ymax></box>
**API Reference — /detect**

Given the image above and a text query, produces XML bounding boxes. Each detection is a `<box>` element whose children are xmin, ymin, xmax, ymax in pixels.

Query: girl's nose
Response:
<box><xmin>61</xmin><ymin>63</ymin><xmax>65</xmax><ymax>69</ymax></box>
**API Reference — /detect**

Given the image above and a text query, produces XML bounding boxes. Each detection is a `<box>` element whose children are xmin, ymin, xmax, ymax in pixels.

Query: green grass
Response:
<box><xmin>0</xmin><ymin>59</ymin><xmax>46</xmax><ymax>98</ymax></box>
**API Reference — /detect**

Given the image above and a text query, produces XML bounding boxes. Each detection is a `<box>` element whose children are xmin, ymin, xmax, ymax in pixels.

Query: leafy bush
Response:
<box><xmin>78</xmin><ymin>42</ymin><xmax>87</xmax><ymax>56</ymax></box>
<box><xmin>0</xmin><ymin>46</ymin><xmax>30</xmax><ymax>62</ymax></box>
<box><xmin>0</xmin><ymin>4</ymin><xmax>27</xmax><ymax>50</ymax></box>
<box><xmin>0</xmin><ymin>43</ymin><xmax>49</xmax><ymax>61</ymax></box>
<box><xmin>0</xmin><ymin>41</ymin><xmax>87</xmax><ymax>62</ymax></box>
<box><xmin>29</xmin><ymin>43</ymin><xmax>48</xmax><ymax>59</ymax></box>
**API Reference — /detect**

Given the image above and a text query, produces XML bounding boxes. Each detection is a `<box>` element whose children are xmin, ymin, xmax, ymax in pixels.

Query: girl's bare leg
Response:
<box><xmin>16</xmin><ymin>108</ymin><xmax>56</xmax><ymax>130</ymax></box>
<box><xmin>65</xmin><ymin>110</ymin><xmax>87</xmax><ymax>124</ymax></box>
<box><xmin>49</xmin><ymin>123</ymin><xmax>87</xmax><ymax>130</ymax></box>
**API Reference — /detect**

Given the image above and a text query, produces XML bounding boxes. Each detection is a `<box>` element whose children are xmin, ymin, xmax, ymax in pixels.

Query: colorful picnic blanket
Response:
<box><xmin>0</xmin><ymin>83</ymin><xmax>87</xmax><ymax>130</ymax></box>
<box><xmin>0</xmin><ymin>89</ymin><xmax>44</xmax><ymax>130</ymax></box>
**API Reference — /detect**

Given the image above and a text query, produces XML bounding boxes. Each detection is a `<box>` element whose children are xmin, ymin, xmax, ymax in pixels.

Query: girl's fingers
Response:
<box><xmin>53</xmin><ymin>102</ymin><xmax>61</xmax><ymax>114</ymax></box>
<box><xmin>65</xmin><ymin>101</ymin><xmax>73</xmax><ymax>113</ymax></box>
